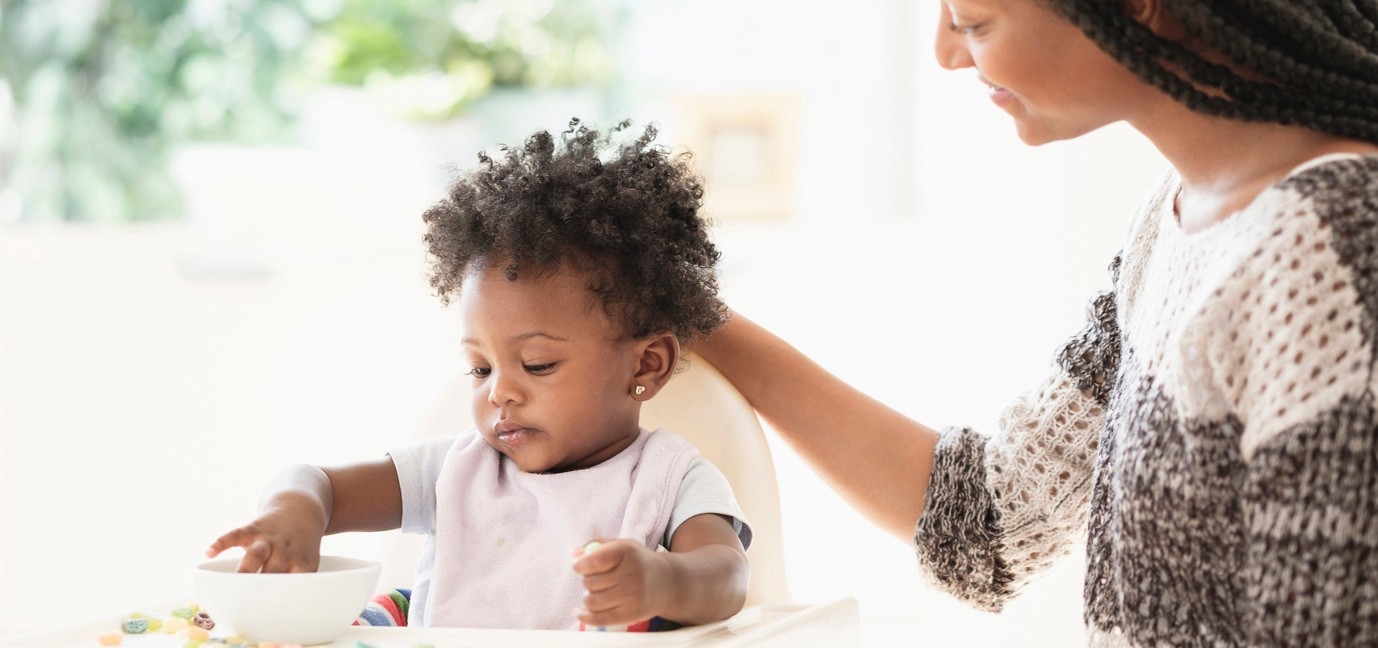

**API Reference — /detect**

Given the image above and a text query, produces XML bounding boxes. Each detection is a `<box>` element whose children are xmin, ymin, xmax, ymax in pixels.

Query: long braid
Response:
<box><xmin>1048</xmin><ymin>0</ymin><xmax>1378</xmax><ymax>144</ymax></box>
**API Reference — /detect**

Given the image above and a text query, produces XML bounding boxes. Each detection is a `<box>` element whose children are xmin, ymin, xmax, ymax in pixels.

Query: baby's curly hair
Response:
<box><xmin>422</xmin><ymin>119</ymin><xmax>727</xmax><ymax>344</ymax></box>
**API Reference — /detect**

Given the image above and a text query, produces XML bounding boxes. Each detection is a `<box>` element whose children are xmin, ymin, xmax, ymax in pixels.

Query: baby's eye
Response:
<box><xmin>467</xmin><ymin>367</ymin><xmax>491</xmax><ymax>378</ymax></box>
<box><xmin>524</xmin><ymin>362</ymin><xmax>556</xmax><ymax>375</ymax></box>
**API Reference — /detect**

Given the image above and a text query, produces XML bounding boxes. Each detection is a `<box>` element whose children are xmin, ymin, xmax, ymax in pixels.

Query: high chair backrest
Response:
<box><xmin>375</xmin><ymin>353</ymin><xmax>791</xmax><ymax>607</ymax></box>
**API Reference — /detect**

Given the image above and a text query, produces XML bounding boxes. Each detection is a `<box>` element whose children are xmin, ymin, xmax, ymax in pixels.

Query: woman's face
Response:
<box><xmin>934</xmin><ymin>0</ymin><xmax>1154</xmax><ymax>144</ymax></box>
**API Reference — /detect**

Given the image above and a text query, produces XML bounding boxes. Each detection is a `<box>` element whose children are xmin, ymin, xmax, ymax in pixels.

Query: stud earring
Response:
<box><xmin>634</xmin><ymin>385</ymin><xmax>646</xmax><ymax>396</ymax></box>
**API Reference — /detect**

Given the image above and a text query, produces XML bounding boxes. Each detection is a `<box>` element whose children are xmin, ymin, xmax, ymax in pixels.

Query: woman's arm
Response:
<box><xmin>206</xmin><ymin>457</ymin><xmax>402</xmax><ymax>572</ymax></box>
<box><xmin>573</xmin><ymin>513</ymin><xmax>748</xmax><ymax>627</ymax></box>
<box><xmin>695</xmin><ymin>311</ymin><xmax>942</xmax><ymax>540</ymax></box>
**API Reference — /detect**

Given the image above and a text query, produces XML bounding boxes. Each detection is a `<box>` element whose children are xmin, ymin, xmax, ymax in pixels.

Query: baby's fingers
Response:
<box><xmin>205</xmin><ymin>526</ymin><xmax>258</xmax><ymax>559</ymax></box>
<box><xmin>572</xmin><ymin>540</ymin><xmax>629</xmax><ymax>576</ymax></box>
<box><xmin>206</xmin><ymin>529</ymin><xmax>275</xmax><ymax>573</ymax></box>
<box><xmin>236</xmin><ymin>539</ymin><xmax>274</xmax><ymax>573</ymax></box>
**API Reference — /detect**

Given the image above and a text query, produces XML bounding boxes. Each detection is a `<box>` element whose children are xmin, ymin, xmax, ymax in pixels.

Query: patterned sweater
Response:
<box><xmin>913</xmin><ymin>154</ymin><xmax>1378</xmax><ymax>646</ymax></box>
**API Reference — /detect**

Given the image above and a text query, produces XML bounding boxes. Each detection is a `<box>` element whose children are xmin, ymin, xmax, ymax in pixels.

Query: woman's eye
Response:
<box><xmin>524</xmin><ymin>363</ymin><xmax>556</xmax><ymax>375</ymax></box>
<box><xmin>467</xmin><ymin>367</ymin><xmax>491</xmax><ymax>378</ymax></box>
<box><xmin>950</xmin><ymin>21</ymin><xmax>981</xmax><ymax>35</ymax></box>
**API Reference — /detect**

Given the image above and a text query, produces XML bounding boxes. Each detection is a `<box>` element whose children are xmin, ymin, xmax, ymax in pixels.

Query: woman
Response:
<box><xmin>697</xmin><ymin>0</ymin><xmax>1378</xmax><ymax>644</ymax></box>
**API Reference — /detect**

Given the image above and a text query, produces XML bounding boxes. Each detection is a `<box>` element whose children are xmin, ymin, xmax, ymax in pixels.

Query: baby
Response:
<box><xmin>207</xmin><ymin>120</ymin><xmax>751</xmax><ymax>630</ymax></box>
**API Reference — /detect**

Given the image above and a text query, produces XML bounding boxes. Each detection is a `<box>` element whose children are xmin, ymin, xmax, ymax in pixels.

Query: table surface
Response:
<box><xmin>0</xmin><ymin>598</ymin><xmax>861</xmax><ymax>648</ymax></box>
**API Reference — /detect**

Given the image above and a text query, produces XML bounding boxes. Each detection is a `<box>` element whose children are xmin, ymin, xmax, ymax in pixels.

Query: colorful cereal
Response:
<box><xmin>193</xmin><ymin>610</ymin><xmax>215</xmax><ymax>629</ymax></box>
<box><xmin>120</xmin><ymin>616</ymin><xmax>148</xmax><ymax>634</ymax></box>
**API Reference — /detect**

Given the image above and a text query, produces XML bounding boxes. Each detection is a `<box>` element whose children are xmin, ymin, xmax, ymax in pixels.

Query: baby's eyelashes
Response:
<box><xmin>524</xmin><ymin>362</ymin><xmax>557</xmax><ymax>375</ymax></box>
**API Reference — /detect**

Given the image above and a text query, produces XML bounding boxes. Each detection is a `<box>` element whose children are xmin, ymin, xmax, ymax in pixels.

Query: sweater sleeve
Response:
<box><xmin>1203</xmin><ymin>164</ymin><xmax>1378</xmax><ymax>645</ymax></box>
<box><xmin>914</xmin><ymin>259</ymin><xmax>1121</xmax><ymax>611</ymax></box>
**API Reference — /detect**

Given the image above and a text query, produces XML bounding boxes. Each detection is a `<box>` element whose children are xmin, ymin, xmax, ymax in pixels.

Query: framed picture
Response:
<box><xmin>673</xmin><ymin>93</ymin><xmax>801</xmax><ymax>223</ymax></box>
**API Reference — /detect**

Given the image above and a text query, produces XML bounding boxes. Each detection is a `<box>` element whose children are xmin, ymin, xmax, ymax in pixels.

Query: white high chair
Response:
<box><xmin>375</xmin><ymin>353</ymin><xmax>791</xmax><ymax>607</ymax></box>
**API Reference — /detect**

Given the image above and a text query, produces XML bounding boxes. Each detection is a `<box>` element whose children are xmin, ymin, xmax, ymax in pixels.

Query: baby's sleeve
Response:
<box><xmin>665</xmin><ymin>457</ymin><xmax>753</xmax><ymax>551</ymax></box>
<box><xmin>914</xmin><ymin>262</ymin><xmax>1120</xmax><ymax>611</ymax></box>
<box><xmin>387</xmin><ymin>435</ymin><xmax>458</xmax><ymax>535</ymax></box>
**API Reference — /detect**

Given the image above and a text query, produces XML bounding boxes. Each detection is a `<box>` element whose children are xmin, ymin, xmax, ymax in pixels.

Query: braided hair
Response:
<box><xmin>1047</xmin><ymin>0</ymin><xmax>1378</xmax><ymax>143</ymax></box>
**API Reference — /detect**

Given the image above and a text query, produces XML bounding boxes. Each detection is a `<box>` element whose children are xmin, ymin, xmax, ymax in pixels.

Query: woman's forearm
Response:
<box><xmin>696</xmin><ymin>311</ymin><xmax>942</xmax><ymax>540</ymax></box>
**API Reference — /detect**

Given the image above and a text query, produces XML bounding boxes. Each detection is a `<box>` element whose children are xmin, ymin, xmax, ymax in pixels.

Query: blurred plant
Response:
<box><xmin>0</xmin><ymin>0</ymin><xmax>319</xmax><ymax>223</ymax></box>
<box><xmin>312</xmin><ymin>0</ymin><xmax>617</xmax><ymax>121</ymax></box>
<box><xmin>0</xmin><ymin>0</ymin><xmax>617</xmax><ymax>223</ymax></box>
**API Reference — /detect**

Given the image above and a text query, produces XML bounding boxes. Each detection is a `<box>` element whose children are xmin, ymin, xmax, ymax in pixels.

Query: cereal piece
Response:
<box><xmin>121</xmin><ymin>616</ymin><xmax>149</xmax><ymax>634</ymax></box>
<box><xmin>145</xmin><ymin>615</ymin><xmax>164</xmax><ymax>632</ymax></box>
<box><xmin>171</xmin><ymin>607</ymin><xmax>195</xmax><ymax>620</ymax></box>
<box><xmin>193</xmin><ymin>610</ymin><xmax>215</xmax><ymax>630</ymax></box>
<box><xmin>180</xmin><ymin>626</ymin><xmax>209</xmax><ymax>647</ymax></box>
<box><xmin>162</xmin><ymin>616</ymin><xmax>190</xmax><ymax>633</ymax></box>
<box><xmin>97</xmin><ymin>631</ymin><xmax>123</xmax><ymax>645</ymax></box>
<box><xmin>187</xmin><ymin>602</ymin><xmax>200</xmax><ymax>614</ymax></box>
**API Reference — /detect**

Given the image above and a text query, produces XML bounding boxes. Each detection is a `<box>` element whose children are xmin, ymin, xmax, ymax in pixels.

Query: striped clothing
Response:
<box><xmin>914</xmin><ymin>155</ymin><xmax>1378</xmax><ymax>646</ymax></box>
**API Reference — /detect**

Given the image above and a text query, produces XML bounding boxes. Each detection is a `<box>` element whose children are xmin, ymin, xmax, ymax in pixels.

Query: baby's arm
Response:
<box><xmin>206</xmin><ymin>458</ymin><xmax>403</xmax><ymax>573</ymax></box>
<box><xmin>572</xmin><ymin>513</ymin><xmax>748</xmax><ymax>627</ymax></box>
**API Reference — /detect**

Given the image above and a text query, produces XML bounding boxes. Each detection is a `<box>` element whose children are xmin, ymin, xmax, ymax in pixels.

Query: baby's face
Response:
<box><xmin>458</xmin><ymin>263</ymin><xmax>644</xmax><ymax>473</ymax></box>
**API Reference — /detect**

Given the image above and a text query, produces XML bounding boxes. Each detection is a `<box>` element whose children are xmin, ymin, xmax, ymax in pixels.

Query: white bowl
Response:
<box><xmin>191</xmin><ymin>555</ymin><xmax>382</xmax><ymax>645</ymax></box>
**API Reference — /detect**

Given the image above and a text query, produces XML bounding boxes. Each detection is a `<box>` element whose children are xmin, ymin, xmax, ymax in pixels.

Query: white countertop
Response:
<box><xmin>0</xmin><ymin>598</ymin><xmax>860</xmax><ymax>648</ymax></box>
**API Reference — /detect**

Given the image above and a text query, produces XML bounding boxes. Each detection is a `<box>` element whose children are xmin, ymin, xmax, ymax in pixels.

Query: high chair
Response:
<box><xmin>375</xmin><ymin>352</ymin><xmax>791</xmax><ymax>608</ymax></box>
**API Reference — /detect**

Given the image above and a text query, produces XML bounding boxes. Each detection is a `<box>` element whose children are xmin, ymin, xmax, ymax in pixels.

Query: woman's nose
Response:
<box><xmin>934</xmin><ymin>5</ymin><xmax>974</xmax><ymax>70</ymax></box>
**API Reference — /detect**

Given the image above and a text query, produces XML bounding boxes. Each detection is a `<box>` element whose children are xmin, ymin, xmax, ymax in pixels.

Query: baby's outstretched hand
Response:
<box><xmin>205</xmin><ymin>502</ymin><xmax>325</xmax><ymax>574</ymax></box>
<box><xmin>571</xmin><ymin>539</ymin><xmax>670</xmax><ymax>627</ymax></box>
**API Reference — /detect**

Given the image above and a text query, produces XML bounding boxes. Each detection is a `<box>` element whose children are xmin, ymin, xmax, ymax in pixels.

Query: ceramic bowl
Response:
<box><xmin>191</xmin><ymin>555</ymin><xmax>382</xmax><ymax>645</ymax></box>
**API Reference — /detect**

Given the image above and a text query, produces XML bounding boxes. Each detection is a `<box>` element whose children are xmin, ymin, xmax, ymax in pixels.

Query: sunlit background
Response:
<box><xmin>0</xmin><ymin>0</ymin><xmax>1168</xmax><ymax>645</ymax></box>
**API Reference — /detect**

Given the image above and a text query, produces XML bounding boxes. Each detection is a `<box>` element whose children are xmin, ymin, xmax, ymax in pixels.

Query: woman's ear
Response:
<box><xmin>1123</xmin><ymin>0</ymin><xmax>1188</xmax><ymax>41</ymax></box>
<box><xmin>630</xmin><ymin>333</ymin><xmax>680</xmax><ymax>400</ymax></box>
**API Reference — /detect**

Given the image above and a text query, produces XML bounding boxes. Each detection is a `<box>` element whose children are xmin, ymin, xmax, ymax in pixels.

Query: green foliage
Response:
<box><xmin>0</xmin><ymin>0</ymin><xmax>617</xmax><ymax>223</ymax></box>
<box><xmin>0</xmin><ymin>0</ymin><xmax>315</xmax><ymax>222</ymax></box>
<box><xmin>313</xmin><ymin>0</ymin><xmax>616</xmax><ymax>121</ymax></box>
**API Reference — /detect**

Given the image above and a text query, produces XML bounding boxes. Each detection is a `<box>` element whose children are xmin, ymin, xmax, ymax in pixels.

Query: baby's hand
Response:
<box><xmin>205</xmin><ymin>502</ymin><xmax>325</xmax><ymax>574</ymax></box>
<box><xmin>571</xmin><ymin>539</ymin><xmax>671</xmax><ymax>627</ymax></box>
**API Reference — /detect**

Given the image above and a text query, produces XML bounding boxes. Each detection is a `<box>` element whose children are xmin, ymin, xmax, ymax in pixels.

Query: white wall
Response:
<box><xmin>0</xmin><ymin>1</ymin><xmax>1168</xmax><ymax>644</ymax></box>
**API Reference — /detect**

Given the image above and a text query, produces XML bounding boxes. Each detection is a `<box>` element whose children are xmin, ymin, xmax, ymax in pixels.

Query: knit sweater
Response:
<box><xmin>913</xmin><ymin>154</ymin><xmax>1378</xmax><ymax>646</ymax></box>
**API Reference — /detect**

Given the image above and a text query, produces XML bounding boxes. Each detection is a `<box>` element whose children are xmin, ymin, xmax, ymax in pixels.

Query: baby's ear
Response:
<box><xmin>630</xmin><ymin>333</ymin><xmax>680</xmax><ymax>400</ymax></box>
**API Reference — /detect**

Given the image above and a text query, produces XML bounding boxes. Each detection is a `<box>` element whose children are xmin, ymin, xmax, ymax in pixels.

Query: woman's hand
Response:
<box><xmin>695</xmin><ymin>311</ymin><xmax>941</xmax><ymax>540</ymax></box>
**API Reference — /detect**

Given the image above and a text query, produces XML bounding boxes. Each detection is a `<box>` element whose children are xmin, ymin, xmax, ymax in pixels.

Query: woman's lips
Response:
<box><xmin>979</xmin><ymin>75</ymin><xmax>1014</xmax><ymax>106</ymax></box>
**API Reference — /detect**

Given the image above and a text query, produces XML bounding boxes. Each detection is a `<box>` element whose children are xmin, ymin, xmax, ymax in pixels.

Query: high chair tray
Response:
<box><xmin>0</xmin><ymin>597</ymin><xmax>860</xmax><ymax>647</ymax></box>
